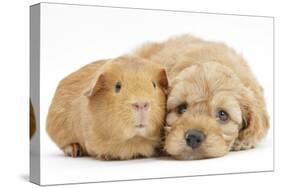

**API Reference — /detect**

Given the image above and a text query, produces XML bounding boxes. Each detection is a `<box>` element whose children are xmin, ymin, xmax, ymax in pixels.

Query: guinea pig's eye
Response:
<box><xmin>176</xmin><ymin>103</ymin><xmax>188</xmax><ymax>115</ymax></box>
<box><xmin>115</xmin><ymin>81</ymin><xmax>122</xmax><ymax>93</ymax></box>
<box><xmin>216</xmin><ymin>110</ymin><xmax>229</xmax><ymax>123</ymax></box>
<box><xmin>152</xmin><ymin>81</ymin><xmax>156</xmax><ymax>88</ymax></box>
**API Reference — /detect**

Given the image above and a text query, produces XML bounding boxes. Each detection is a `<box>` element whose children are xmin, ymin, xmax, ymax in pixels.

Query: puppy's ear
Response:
<box><xmin>84</xmin><ymin>73</ymin><xmax>106</xmax><ymax>97</ymax></box>
<box><xmin>157</xmin><ymin>69</ymin><xmax>169</xmax><ymax>90</ymax></box>
<box><xmin>233</xmin><ymin>88</ymin><xmax>269</xmax><ymax>150</ymax></box>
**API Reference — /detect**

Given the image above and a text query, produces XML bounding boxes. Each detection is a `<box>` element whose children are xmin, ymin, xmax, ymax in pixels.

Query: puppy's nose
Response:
<box><xmin>185</xmin><ymin>129</ymin><xmax>205</xmax><ymax>149</ymax></box>
<box><xmin>132</xmin><ymin>102</ymin><xmax>150</xmax><ymax>111</ymax></box>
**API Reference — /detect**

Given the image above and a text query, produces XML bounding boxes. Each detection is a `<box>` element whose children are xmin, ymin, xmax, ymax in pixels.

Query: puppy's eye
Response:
<box><xmin>216</xmin><ymin>110</ymin><xmax>229</xmax><ymax>122</ymax></box>
<box><xmin>115</xmin><ymin>81</ymin><xmax>122</xmax><ymax>93</ymax></box>
<box><xmin>152</xmin><ymin>81</ymin><xmax>156</xmax><ymax>88</ymax></box>
<box><xmin>177</xmin><ymin>103</ymin><xmax>188</xmax><ymax>115</ymax></box>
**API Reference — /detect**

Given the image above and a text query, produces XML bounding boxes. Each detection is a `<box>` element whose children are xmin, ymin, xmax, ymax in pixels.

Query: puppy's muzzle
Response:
<box><xmin>184</xmin><ymin>129</ymin><xmax>205</xmax><ymax>149</ymax></box>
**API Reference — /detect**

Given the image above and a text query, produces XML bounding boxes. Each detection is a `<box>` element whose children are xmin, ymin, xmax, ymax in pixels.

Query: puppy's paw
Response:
<box><xmin>231</xmin><ymin>140</ymin><xmax>255</xmax><ymax>151</ymax></box>
<box><xmin>63</xmin><ymin>143</ymin><xmax>84</xmax><ymax>157</ymax></box>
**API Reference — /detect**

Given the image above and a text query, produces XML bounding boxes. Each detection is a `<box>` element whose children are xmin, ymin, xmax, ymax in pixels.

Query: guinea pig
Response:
<box><xmin>46</xmin><ymin>56</ymin><xmax>168</xmax><ymax>160</ymax></box>
<box><xmin>134</xmin><ymin>35</ymin><xmax>269</xmax><ymax>160</ymax></box>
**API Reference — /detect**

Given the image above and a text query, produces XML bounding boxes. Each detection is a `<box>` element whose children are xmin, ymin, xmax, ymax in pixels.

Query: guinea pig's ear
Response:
<box><xmin>84</xmin><ymin>73</ymin><xmax>105</xmax><ymax>97</ymax></box>
<box><xmin>157</xmin><ymin>69</ymin><xmax>169</xmax><ymax>90</ymax></box>
<box><xmin>233</xmin><ymin>88</ymin><xmax>269</xmax><ymax>150</ymax></box>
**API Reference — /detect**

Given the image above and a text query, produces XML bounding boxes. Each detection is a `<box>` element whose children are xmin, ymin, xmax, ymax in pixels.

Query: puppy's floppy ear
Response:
<box><xmin>234</xmin><ymin>87</ymin><xmax>269</xmax><ymax>150</ymax></box>
<box><xmin>84</xmin><ymin>73</ymin><xmax>106</xmax><ymax>97</ymax></box>
<box><xmin>157</xmin><ymin>69</ymin><xmax>169</xmax><ymax>90</ymax></box>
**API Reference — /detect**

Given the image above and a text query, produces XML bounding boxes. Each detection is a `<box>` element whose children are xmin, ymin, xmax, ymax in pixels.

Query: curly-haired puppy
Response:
<box><xmin>134</xmin><ymin>35</ymin><xmax>269</xmax><ymax>160</ymax></box>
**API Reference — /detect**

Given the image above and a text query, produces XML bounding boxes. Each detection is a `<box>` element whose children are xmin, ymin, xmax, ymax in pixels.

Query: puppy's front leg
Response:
<box><xmin>231</xmin><ymin>139</ymin><xmax>255</xmax><ymax>151</ymax></box>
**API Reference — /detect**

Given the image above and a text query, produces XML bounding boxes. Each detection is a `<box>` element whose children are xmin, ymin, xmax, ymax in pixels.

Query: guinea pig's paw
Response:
<box><xmin>97</xmin><ymin>154</ymin><xmax>120</xmax><ymax>161</ymax></box>
<box><xmin>63</xmin><ymin>143</ymin><xmax>84</xmax><ymax>157</ymax></box>
<box><xmin>131</xmin><ymin>154</ymin><xmax>146</xmax><ymax>159</ymax></box>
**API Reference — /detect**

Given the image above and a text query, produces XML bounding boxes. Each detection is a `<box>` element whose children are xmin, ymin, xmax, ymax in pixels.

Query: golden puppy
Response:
<box><xmin>135</xmin><ymin>35</ymin><xmax>269</xmax><ymax>160</ymax></box>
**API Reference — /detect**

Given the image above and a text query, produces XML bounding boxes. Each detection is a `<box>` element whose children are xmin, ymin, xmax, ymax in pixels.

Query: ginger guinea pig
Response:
<box><xmin>46</xmin><ymin>56</ymin><xmax>168</xmax><ymax>160</ymax></box>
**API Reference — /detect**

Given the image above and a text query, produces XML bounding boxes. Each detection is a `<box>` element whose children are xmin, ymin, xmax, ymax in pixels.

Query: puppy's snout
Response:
<box><xmin>132</xmin><ymin>102</ymin><xmax>150</xmax><ymax>111</ymax></box>
<box><xmin>185</xmin><ymin>129</ymin><xmax>205</xmax><ymax>149</ymax></box>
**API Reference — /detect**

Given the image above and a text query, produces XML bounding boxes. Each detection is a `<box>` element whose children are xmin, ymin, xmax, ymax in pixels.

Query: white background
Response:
<box><xmin>38</xmin><ymin>2</ymin><xmax>274</xmax><ymax>185</ymax></box>
<box><xmin>0</xmin><ymin>0</ymin><xmax>280</xmax><ymax>188</ymax></box>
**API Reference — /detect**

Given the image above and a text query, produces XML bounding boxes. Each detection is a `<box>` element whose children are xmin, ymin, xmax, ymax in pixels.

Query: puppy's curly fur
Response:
<box><xmin>135</xmin><ymin>35</ymin><xmax>269</xmax><ymax>160</ymax></box>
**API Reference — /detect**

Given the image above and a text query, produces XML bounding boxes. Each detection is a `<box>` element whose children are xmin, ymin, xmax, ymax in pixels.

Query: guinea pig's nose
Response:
<box><xmin>132</xmin><ymin>102</ymin><xmax>150</xmax><ymax>111</ymax></box>
<box><xmin>185</xmin><ymin>129</ymin><xmax>205</xmax><ymax>149</ymax></box>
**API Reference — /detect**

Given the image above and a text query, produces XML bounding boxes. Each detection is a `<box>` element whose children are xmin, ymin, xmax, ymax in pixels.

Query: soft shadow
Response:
<box><xmin>19</xmin><ymin>173</ymin><xmax>29</xmax><ymax>182</ymax></box>
<box><xmin>154</xmin><ymin>156</ymin><xmax>177</xmax><ymax>161</ymax></box>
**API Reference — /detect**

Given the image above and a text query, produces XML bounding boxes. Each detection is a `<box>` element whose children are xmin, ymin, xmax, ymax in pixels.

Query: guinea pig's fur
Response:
<box><xmin>134</xmin><ymin>35</ymin><xmax>269</xmax><ymax>160</ymax></box>
<box><xmin>46</xmin><ymin>56</ymin><xmax>168</xmax><ymax>160</ymax></box>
